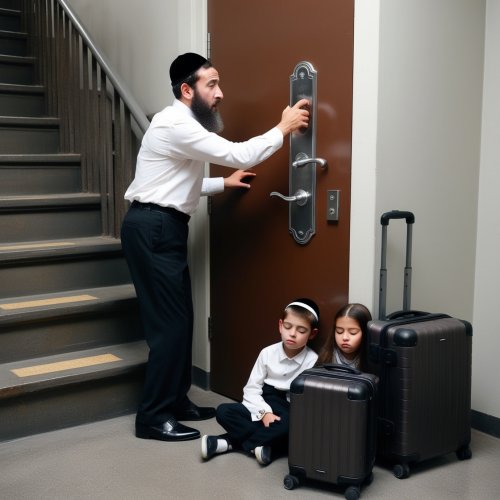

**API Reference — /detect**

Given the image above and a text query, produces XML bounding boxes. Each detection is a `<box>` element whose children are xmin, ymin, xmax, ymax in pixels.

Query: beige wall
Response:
<box><xmin>351</xmin><ymin>0</ymin><xmax>499</xmax><ymax>421</ymax></box>
<box><xmin>67</xmin><ymin>0</ymin><xmax>500</xmax><ymax>421</ymax></box>
<box><xmin>67</xmin><ymin>0</ymin><xmax>211</xmax><ymax>372</ymax></box>
<box><xmin>65</xmin><ymin>0</ymin><xmax>207</xmax><ymax>115</ymax></box>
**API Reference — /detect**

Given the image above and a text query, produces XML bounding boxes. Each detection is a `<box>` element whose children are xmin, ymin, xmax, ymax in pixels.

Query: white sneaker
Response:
<box><xmin>254</xmin><ymin>445</ymin><xmax>272</xmax><ymax>465</ymax></box>
<box><xmin>201</xmin><ymin>435</ymin><xmax>218</xmax><ymax>460</ymax></box>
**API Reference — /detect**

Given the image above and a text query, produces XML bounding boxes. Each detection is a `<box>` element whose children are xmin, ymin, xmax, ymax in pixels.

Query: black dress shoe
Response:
<box><xmin>175</xmin><ymin>403</ymin><xmax>216</xmax><ymax>421</ymax></box>
<box><xmin>135</xmin><ymin>418</ymin><xmax>200</xmax><ymax>441</ymax></box>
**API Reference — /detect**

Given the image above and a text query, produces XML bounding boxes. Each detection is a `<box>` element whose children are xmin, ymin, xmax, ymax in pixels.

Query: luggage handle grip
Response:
<box><xmin>379</xmin><ymin>209</ymin><xmax>414</xmax><ymax>318</ymax></box>
<box><xmin>385</xmin><ymin>310</ymin><xmax>429</xmax><ymax>320</ymax></box>
<box><xmin>322</xmin><ymin>363</ymin><xmax>361</xmax><ymax>375</ymax></box>
<box><xmin>380</xmin><ymin>210</ymin><xmax>415</xmax><ymax>226</ymax></box>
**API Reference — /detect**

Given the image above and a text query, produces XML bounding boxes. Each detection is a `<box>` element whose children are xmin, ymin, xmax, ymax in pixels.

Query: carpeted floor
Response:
<box><xmin>1</xmin><ymin>386</ymin><xmax>499</xmax><ymax>499</ymax></box>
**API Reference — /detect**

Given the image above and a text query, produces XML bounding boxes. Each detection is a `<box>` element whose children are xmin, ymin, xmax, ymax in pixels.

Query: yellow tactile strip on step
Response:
<box><xmin>11</xmin><ymin>354</ymin><xmax>122</xmax><ymax>378</ymax></box>
<box><xmin>0</xmin><ymin>242</ymin><xmax>76</xmax><ymax>251</ymax></box>
<box><xmin>0</xmin><ymin>294</ymin><xmax>98</xmax><ymax>310</ymax></box>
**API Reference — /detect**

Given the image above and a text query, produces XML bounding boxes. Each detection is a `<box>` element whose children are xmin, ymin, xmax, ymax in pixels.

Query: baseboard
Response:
<box><xmin>471</xmin><ymin>410</ymin><xmax>500</xmax><ymax>439</ymax></box>
<box><xmin>192</xmin><ymin>366</ymin><xmax>210</xmax><ymax>390</ymax></box>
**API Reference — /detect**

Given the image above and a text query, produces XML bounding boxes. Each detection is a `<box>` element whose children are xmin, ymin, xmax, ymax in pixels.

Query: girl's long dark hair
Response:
<box><xmin>316</xmin><ymin>303</ymin><xmax>372</xmax><ymax>370</ymax></box>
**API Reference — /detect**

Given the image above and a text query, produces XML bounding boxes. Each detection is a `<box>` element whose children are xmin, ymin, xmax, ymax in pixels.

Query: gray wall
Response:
<box><xmin>67</xmin><ymin>0</ymin><xmax>500</xmax><ymax>423</ymax></box>
<box><xmin>472</xmin><ymin>0</ymin><xmax>500</xmax><ymax>420</ymax></box>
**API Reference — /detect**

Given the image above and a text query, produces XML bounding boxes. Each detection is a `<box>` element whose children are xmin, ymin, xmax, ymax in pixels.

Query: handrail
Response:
<box><xmin>57</xmin><ymin>0</ymin><xmax>150</xmax><ymax>133</ymax></box>
<box><xmin>25</xmin><ymin>0</ymin><xmax>146</xmax><ymax>236</ymax></box>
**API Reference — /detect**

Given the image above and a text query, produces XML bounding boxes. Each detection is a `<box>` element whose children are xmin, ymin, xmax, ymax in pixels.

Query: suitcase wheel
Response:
<box><xmin>456</xmin><ymin>445</ymin><xmax>472</xmax><ymax>461</ymax></box>
<box><xmin>392</xmin><ymin>463</ymin><xmax>410</xmax><ymax>479</ymax></box>
<box><xmin>344</xmin><ymin>485</ymin><xmax>361</xmax><ymax>500</ymax></box>
<box><xmin>283</xmin><ymin>474</ymin><xmax>300</xmax><ymax>490</ymax></box>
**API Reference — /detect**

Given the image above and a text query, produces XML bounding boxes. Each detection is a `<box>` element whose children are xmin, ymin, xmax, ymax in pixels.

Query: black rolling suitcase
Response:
<box><xmin>367</xmin><ymin>210</ymin><xmax>473</xmax><ymax>479</ymax></box>
<box><xmin>284</xmin><ymin>364</ymin><xmax>378</xmax><ymax>500</ymax></box>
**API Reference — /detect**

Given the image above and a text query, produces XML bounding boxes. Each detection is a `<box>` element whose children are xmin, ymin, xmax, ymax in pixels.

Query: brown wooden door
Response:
<box><xmin>208</xmin><ymin>0</ymin><xmax>354</xmax><ymax>400</ymax></box>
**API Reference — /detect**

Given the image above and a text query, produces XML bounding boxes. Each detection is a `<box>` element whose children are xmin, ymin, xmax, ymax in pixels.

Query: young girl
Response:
<box><xmin>317</xmin><ymin>303</ymin><xmax>372</xmax><ymax>370</ymax></box>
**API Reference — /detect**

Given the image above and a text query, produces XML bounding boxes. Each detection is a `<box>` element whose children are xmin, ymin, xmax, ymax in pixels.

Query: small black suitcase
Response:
<box><xmin>285</xmin><ymin>364</ymin><xmax>378</xmax><ymax>500</ymax></box>
<box><xmin>367</xmin><ymin>210</ymin><xmax>473</xmax><ymax>479</ymax></box>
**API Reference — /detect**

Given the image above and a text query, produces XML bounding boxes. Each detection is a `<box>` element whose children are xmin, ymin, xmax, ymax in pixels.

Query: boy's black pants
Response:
<box><xmin>216</xmin><ymin>384</ymin><xmax>290</xmax><ymax>454</ymax></box>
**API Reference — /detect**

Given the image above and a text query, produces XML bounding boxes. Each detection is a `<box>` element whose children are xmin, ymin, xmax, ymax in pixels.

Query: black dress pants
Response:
<box><xmin>121</xmin><ymin>201</ymin><xmax>193</xmax><ymax>426</ymax></box>
<box><xmin>216</xmin><ymin>384</ymin><xmax>290</xmax><ymax>453</ymax></box>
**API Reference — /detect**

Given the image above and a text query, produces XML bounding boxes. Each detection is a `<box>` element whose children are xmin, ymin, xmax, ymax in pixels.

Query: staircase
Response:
<box><xmin>0</xmin><ymin>0</ymin><xmax>147</xmax><ymax>441</ymax></box>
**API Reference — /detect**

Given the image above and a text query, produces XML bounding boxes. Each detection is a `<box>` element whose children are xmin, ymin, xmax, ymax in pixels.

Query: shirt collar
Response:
<box><xmin>279</xmin><ymin>342</ymin><xmax>309</xmax><ymax>364</ymax></box>
<box><xmin>173</xmin><ymin>98</ymin><xmax>196</xmax><ymax>119</ymax></box>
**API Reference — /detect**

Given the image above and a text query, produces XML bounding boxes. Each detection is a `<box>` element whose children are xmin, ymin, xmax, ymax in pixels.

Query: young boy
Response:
<box><xmin>201</xmin><ymin>298</ymin><xmax>319</xmax><ymax>465</ymax></box>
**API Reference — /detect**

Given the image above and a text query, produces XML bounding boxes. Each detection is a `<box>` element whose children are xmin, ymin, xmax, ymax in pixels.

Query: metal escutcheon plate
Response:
<box><xmin>289</xmin><ymin>61</ymin><xmax>317</xmax><ymax>244</ymax></box>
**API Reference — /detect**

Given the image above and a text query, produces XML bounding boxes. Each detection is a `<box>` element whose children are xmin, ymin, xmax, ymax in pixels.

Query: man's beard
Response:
<box><xmin>191</xmin><ymin>90</ymin><xmax>224</xmax><ymax>133</ymax></box>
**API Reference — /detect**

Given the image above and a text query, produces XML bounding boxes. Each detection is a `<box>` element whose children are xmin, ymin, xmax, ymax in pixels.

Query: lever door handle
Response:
<box><xmin>270</xmin><ymin>189</ymin><xmax>310</xmax><ymax>206</ymax></box>
<box><xmin>292</xmin><ymin>155</ymin><xmax>327</xmax><ymax>168</ymax></box>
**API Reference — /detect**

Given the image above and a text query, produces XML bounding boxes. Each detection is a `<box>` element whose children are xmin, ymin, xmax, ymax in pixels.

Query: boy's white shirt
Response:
<box><xmin>242</xmin><ymin>341</ymin><xmax>318</xmax><ymax>421</ymax></box>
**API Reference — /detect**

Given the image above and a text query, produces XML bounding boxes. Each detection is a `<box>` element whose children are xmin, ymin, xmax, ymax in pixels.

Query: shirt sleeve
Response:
<box><xmin>149</xmin><ymin>116</ymin><xmax>284</xmax><ymax>171</ymax></box>
<box><xmin>201</xmin><ymin>177</ymin><xmax>224</xmax><ymax>196</ymax></box>
<box><xmin>242</xmin><ymin>350</ymin><xmax>274</xmax><ymax>421</ymax></box>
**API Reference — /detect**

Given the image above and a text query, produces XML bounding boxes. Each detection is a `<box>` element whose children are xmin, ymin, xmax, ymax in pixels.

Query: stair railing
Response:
<box><xmin>25</xmin><ymin>0</ymin><xmax>149</xmax><ymax>237</ymax></box>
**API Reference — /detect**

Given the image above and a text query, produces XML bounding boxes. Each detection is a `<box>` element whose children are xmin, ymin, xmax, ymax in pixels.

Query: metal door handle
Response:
<box><xmin>270</xmin><ymin>189</ymin><xmax>310</xmax><ymax>206</ymax></box>
<box><xmin>292</xmin><ymin>154</ymin><xmax>327</xmax><ymax>169</ymax></box>
<box><xmin>285</xmin><ymin>61</ymin><xmax>323</xmax><ymax>244</ymax></box>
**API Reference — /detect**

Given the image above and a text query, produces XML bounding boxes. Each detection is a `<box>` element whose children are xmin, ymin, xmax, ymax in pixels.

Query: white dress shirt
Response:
<box><xmin>124</xmin><ymin>99</ymin><xmax>284</xmax><ymax>215</ymax></box>
<box><xmin>242</xmin><ymin>341</ymin><xmax>318</xmax><ymax>421</ymax></box>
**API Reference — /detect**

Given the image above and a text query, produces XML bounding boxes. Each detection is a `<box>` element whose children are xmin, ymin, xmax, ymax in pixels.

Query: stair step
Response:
<box><xmin>0</xmin><ymin>340</ymin><xmax>148</xmax><ymax>396</ymax></box>
<box><xmin>0</xmin><ymin>236</ymin><xmax>132</xmax><ymax>298</ymax></box>
<box><xmin>0</xmin><ymin>7</ymin><xmax>21</xmax><ymax>32</ymax></box>
<box><xmin>0</xmin><ymin>115</ymin><xmax>59</xmax><ymax>153</ymax></box>
<box><xmin>0</xmin><ymin>193</ymin><xmax>102</xmax><ymax>241</ymax></box>
<box><xmin>0</xmin><ymin>153</ymin><xmax>81</xmax><ymax>195</ymax></box>
<box><xmin>0</xmin><ymin>28</ymin><xmax>27</xmax><ymax>56</ymax></box>
<box><xmin>0</xmin><ymin>53</ymin><xmax>35</xmax><ymax>85</ymax></box>
<box><xmin>0</xmin><ymin>0</ymin><xmax>146</xmax><ymax>443</ymax></box>
<box><xmin>0</xmin><ymin>82</ymin><xmax>45</xmax><ymax>116</ymax></box>
<box><xmin>0</xmin><ymin>235</ymin><xmax>117</xmax><ymax>260</ymax></box>
<box><xmin>0</xmin><ymin>340</ymin><xmax>147</xmax><ymax>441</ymax></box>
<box><xmin>0</xmin><ymin>283</ymin><xmax>142</xmax><ymax>363</ymax></box>
<box><xmin>0</xmin><ymin>1</ymin><xmax>22</xmax><ymax>10</ymax></box>
<box><xmin>0</xmin><ymin>191</ymin><xmax>99</xmax><ymax>209</ymax></box>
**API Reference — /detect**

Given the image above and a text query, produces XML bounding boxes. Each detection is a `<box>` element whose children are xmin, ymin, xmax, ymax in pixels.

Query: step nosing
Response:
<box><xmin>1</xmin><ymin>341</ymin><xmax>147</xmax><ymax>367</ymax></box>
<box><xmin>0</xmin><ymin>362</ymin><xmax>146</xmax><ymax>398</ymax></box>
<box><xmin>0</xmin><ymin>193</ymin><xmax>101</xmax><ymax>208</ymax></box>
<box><xmin>0</xmin><ymin>29</ymin><xmax>27</xmax><ymax>36</ymax></box>
<box><xmin>0</xmin><ymin>293</ymin><xmax>99</xmax><ymax>311</ymax></box>
<box><xmin>0</xmin><ymin>54</ymin><xmax>35</xmax><ymax>63</ymax></box>
<box><xmin>0</xmin><ymin>116</ymin><xmax>58</xmax><ymax>125</ymax></box>
<box><xmin>11</xmin><ymin>353</ymin><xmax>123</xmax><ymax>378</ymax></box>
<box><xmin>0</xmin><ymin>340</ymin><xmax>148</xmax><ymax>399</ymax></box>
<box><xmin>0</xmin><ymin>285</ymin><xmax>137</xmax><ymax>323</ymax></box>
<box><xmin>0</xmin><ymin>245</ymin><xmax>124</xmax><ymax>264</ymax></box>
<box><xmin>0</xmin><ymin>83</ymin><xmax>43</xmax><ymax>91</ymax></box>
<box><xmin>0</xmin><ymin>8</ymin><xmax>21</xmax><ymax>15</ymax></box>
<box><xmin>0</xmin><ymin>341</ymin><xmax>148</xmax><ymax>395</ymax></box>
<box><xmin>0</xmin><ymin>241</ymin><xmax>78</xmax><ymax>252</ymax></box>
<box><xmin>0</xmin><ymin>153</ymin><xmax>81</xmax><ymax>164</ymax></box>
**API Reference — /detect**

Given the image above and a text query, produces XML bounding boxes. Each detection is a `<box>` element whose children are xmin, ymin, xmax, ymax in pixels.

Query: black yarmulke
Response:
<box><xmin>170</xmin><ymin>52</ymin><xmax>209</xmax><ymax>86</ymax></box>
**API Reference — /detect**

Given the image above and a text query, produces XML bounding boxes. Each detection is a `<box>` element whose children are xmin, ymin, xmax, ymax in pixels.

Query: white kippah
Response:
<box><xmin>286</xmin><ymin>301</ymin><xmax>319</xmax><ymax>322</ymax></box>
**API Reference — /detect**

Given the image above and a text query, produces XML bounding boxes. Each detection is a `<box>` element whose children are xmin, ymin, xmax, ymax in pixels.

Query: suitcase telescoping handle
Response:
<box><xmin>379</xmin><ymin>210</ymin><xmax>415</xmax><ymax>320</ymax></box>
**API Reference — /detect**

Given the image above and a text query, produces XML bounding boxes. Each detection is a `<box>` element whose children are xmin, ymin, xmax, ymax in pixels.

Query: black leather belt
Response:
<box><xmin>131</xmin><ymin>200</ymin><xmax>190</xmax><ymax>223</ymax></box>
